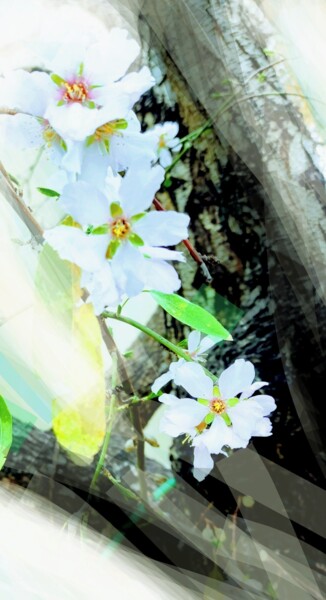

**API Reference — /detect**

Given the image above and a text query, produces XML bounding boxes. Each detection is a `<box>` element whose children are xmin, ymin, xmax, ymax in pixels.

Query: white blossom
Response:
<box><xmin>158</xmin><ymin>359</ymin><xmax>275</xmax><ymax>481</ymax></box>
<box><xmin>0</xmin><ymin>29</ymin><xmax>154</xmax><ymax>142</ymax></box>
<box><xmin>151</xmin><ymin>330</ymin><xmax>221</xmax><ymax>393</ymax></box>
<box><xmin>143</xmin><ymin>122</ymin><xmax>182</xmax><ymax>167</ymax></box>
<box><xmin>44</xmin><ymin>164</ymin><xmax>190</xmax><ymax>313</ymax></box>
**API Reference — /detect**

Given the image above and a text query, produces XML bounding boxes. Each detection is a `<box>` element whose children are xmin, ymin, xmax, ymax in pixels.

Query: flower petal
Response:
<box><xmin>250</xmin><ymin>395</ymin><xmax>276</xmax><ymax>416</ymax></box>
<box><xmin>239</xmin><ymin>381</ymin><xmax>268</xmax><ymax>400</ymax></box>
<box><xmin>218</xmin><ymin>359</ymin><xmax>255</xmax><ymax>400</ymax></box>
<box><xmin>0</xmin><ymin>70</ymin><xmax>54</xmax><ymax>116</ymax></box>
<box><xmin>111</xmin><ymin>243</ymin><xmax>145</xmax><ymax>298</ymax></box>
<box><xmin>151</xmin><ymin>371</ymin><xmax>174</xmax><ymax>394</ymax></box>
<box><xmin>173</xmin><ymin>362</ymin><xmax>213</xmax><ymax>399</ymax></box>
<box><xmin>143</xmin><ymin>259</ymin><xmax>181</xmax><ymax>294</ymax></box>
<box><xmin>193</xmin><ymin>445</ymin><xmax>214</xmax><ymax>481</ymax></box>
<box><xmin>159</xmin><ymin>148</ymin><xmax>173</xmax><ymax>167</ymax></box>
<box><xmin>197</xmin><ymin>335</ymin><xmax>220</xmax><ymax>355</ymax></box>
<box><xmin>58</xmin><ymin>181</ymin><xmax>110</xmax><ymax>226</ymax></box>
<box><xmin>227</xmin><ymin>399</ymin><xmax>263</xmax><ymax>444</ymax></box>
<box><xmin>44</xmin><ymin>227</ymin><xmax>109</xmax><ymax>271</ymax></box>
<box><xmin>82</xmin><ymin>263</ymin><xmax>121</xmax><ymax>315</ymax></box>
<box><xmin>134</xmin><ymin>211</ymin><xmax>190</xmax><ymax>246</ymax></box>
<box><xmin>84</xmin><ymin>29</ymin><xmax>140</xmax><ymax>84</ymax></box>
<box><xmin>251</xmin><ymin>417</ymin><xmax>273</xmax><ymax>437</ymax></box>
<box><xmin>141</xmin><ymin>246</ymin><xmax>185</xmax><ymax>262</ymax></box>
<box><xmin>119</xmin><ymin>163</ymin><xmax>165</xmax><ymax>214</ymax></box>
<box><xmin>187</xmin><ymin>330</ymin><xmax>201</xmax><ymax>354</ymax></box>
<box><xmin>109</xmin><ymin>66</ymin><xmax>155</xmax><ymax>108</ymax></box>
<box><xmin>159</xmin><ymin>396</ymin><xmax>208</xmax><ymax>437</ymax></box>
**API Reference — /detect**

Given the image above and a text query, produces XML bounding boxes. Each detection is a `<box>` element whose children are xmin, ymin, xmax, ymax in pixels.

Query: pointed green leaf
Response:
<box><xmin>110</xmin><ymin>202</ymin><xmax>123</xmax><ymax>218</ymax></box>
<box><xmin>129</xmin><ymin>233</ymin><xmax>144</xmax><ymax>247</ymax></box>
<box><xmin>37</xmin><ymin>187</ymin><xmax>60</xmax><ymax>198</ymax></box>
<box><xmin>150</xmin><ymin>292</ymin><xmax>232</xmax><ymax>341</ymax></box>
<box><xmin>0</xmin><ymin>395</ymin><xmax>13</xmax><ymax>470</ymax></box>
<box><xmin>51</xmin><ymin>73</ymin><xmax>65</xmax><ymax>86</ymax></box>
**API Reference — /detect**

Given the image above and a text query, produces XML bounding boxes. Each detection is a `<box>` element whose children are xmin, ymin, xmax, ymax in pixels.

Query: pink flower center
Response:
<box><xmin>62</xmin><ymin>80</ymin><xmax>89</xmax><ymax>103</ymax></box>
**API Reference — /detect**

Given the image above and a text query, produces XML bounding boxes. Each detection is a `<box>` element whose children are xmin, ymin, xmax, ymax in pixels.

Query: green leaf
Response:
<box><xmin>129</xmin><ymin>233</ymin><xmax>144</xmax><ymax>247</ymax></box>
<box><xmin>110</xmin><ymin>202</ymin><xmax>123</xmax><ymax>218</ymax></box>
<box><xmin>51</xmin><ymin>73</ymin><xmax>65</xmax><ymax>86</ymax></box>
<box><xmin>0</xmin><ymin>395</ymin><xmax>13</xmax><ymax>470</ymax></box>
<box><xmin>150</xmin><ymin>291</ymin><xmax>232</xmax><ymax>341</ymax></box>
<box><xmin>37</xmin><ymin>187</ymin><xmax>60</xmax><ymax>198</ymax></box>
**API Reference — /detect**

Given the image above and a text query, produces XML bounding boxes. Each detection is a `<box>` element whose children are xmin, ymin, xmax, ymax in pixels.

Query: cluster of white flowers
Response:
<box><xmin>0</xmin><ymin>28</ymin><xmax>184</xmax><ymax>313</ymax></box>
<box><xmin>0</xmin><ymin>27</ymin><xmax>276</xmax><ymax>481</ymax></box>
<box><xmin>152</xmin><ymin>333</ymin><xmax>276</xmax><ymax>481</ymax></box>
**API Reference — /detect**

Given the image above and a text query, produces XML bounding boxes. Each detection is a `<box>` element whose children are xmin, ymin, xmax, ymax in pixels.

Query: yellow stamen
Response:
<box><xmin>210</xmin><ymin>398</ymin><xmax>226</xmax><ymax>415</ymax></box>
<box><xmin>63</xmin><ymin>82</ymin><xmax>88</xmax><ymax>103</ymax></box>
<box><xmin>111</xmin><ymin>218</ymin><xmax>131</xmax><ymax>239</ymax></box>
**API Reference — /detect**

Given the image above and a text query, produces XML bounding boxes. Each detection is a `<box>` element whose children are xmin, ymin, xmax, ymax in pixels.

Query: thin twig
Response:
<box><xmin>153</xmin><ymin>197</ymin><xmax>212</xmax><ymax>282</ymax></box>
<box><xmin>0</xmin><ymin>161</ymin><xmax>43</xmax><ymax>240</ymax></box>
<box><xmin>99</xmin><ymin>318</ymin><xmax>148</xmax><ymax>503</ymax></box>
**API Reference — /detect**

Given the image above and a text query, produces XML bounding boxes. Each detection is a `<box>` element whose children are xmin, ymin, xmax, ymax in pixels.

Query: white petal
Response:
<box><xmin>44</xmin><ymin>227</ymin><xmax>109</xmax><ymax>271</ymax></box>
<box><xmin>251</xmin><ymin>417</ymin><xmax>273</xmax><ymax>437</ymax></box>
<box><xmin>134</xmin><ymin>211</ymin><xmax>189</xmax><ymax>246</ymax></box>
<box><xmin>0</xmin><ymin>70</ymin><xmax>54</xmax><ymax>116</ymax></box>
<box><xmin>159</xmin><ymin>397</ymin><xmax>208</xmax><ymax>437</ymax></box>
<box><xmin>218</xmin><ymin>359</ymin><xmax>255</xmax><ymax>400</ymax></box>
<box><xmin>58</xmin><ymin>181</ymin><xmax>109</xmax><ymax>226</ymax></box>
<box><xmin>193</xmin><ymin>445</ymin><xmax>214</xmax><ymax>481</ymax></box>
<box><xmin>239</xmin><ymin>381</ymin><xmax>268</xmax><ymax>400</ymax></box>
<box><xmin>158</xmin><ymin>393</ymin><xmax>180</xmax><ymax>406</ymax></box>
<box><xmin>109</xmin><ymin>132</ymin><xmax>155</xmax><ymax>172</ymax></box>
<box><xmin>110</xmin><ymin>66</ymin><xmax>155</xmax><ymax>107</ymax></box>
<box><xmin>83</xmin><ymin>263</ymin><xmax>121</xmax><ymax>314</ymax></box>
<box><xmin>45</xmin><ymin>103</ymin><xmax>115</xmax><ymax>142</ymax></box>
<box><xmin>143</xmin><ymin>259</ymin><xmax>181</xmax><ymax>294</ymax></box>
<box><xmin>61</xmin><ymin>141</ymin><xmax>84</xmax><ymax>174</ymax></box>
<box><xmin>193</xmin><ymin>416</ymin><xmax>230</xmax><ymax>454</ymax></box>
<box><xmin>151</xmin><ymin>371</ymin><xmax>173</xmax><ymax>394</ymax></box>
<box><xmin>84</xmin><ymin>29</ymin><xmax>140</xmax><ymax>84</ymax></box>
<box><xmin>173</xmin><ymin>362</ymin><xmax>213</xmax><ymax>399</ymax></box>
<box><xmin>1</xmin><ymin>113</ymin><xmax>44</xmax><ymax>150</ymax></box>
<box><xmin>120</xmin><ymin>163</ymin><xmax>165</xmax><ymax>214</ymax></box>
<box><xmin>159</xmin><ymin>148</ymin><xmax>173</xmax><ymax>167</ymax></box>
<box><xmin>141</xmin><ymin>246</ymin><xmax>185</xmax><ymax>262</ymax></box>
<box><xmin>227</xmin><ymin>400</ymin><xmax>263</xmax><ymax>443</ymax></box>
<box><xmin>111</xmin><ymin>243</ymin><xmax>145</xmax><ymax>298</ymax></box>
<box><xmin>250</xmin><ymin>395</ymin><xmax>276</xmax><ymax>416</ymax></box>
<box><xmin>197</xmin><ymin>335</ymin><xmax>220</xmax><ymax>355</ymax></box>
<box><xmin>187</xmin><ymin>330</ymin><xmax>201</xmax><ymax>354</ymax></box>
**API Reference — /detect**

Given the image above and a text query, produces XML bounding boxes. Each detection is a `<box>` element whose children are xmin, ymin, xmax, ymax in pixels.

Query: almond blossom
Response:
<box><xmin>0</xmin><ymin>28</ymin><xmax>154</xmax><ymax>142</ymax></box>
<box><xmin>44</xmin><ymin>164</ymin><xmax>190</xmax><ymax>313</ymax></box>
<box><xmin>143</xmin><ymin>122</ymin><xmax>182</xmax><ymax>167</ymax></box>
<box><xmin>158</xmin><ymin>359</ymin><xmax>276</xmax><ymax>481</ymax></box>
<box><xmin>151</xmin><ymin>330</ymin><xmax>221</xmax><ymax>393</ymax></box>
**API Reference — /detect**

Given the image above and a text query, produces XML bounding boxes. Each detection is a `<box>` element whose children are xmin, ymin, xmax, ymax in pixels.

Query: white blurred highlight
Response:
<box><xmin>0</xmin><ymin>486</ymin><xmax>193</xmax><ymax>599</ymax></box>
